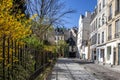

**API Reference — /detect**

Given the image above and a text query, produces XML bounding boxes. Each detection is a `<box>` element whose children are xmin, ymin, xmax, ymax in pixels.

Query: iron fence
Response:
<box><xmin>0</xmin><ymin>35</ymin><xmax>56</xmax><ymax>80</ymax></box>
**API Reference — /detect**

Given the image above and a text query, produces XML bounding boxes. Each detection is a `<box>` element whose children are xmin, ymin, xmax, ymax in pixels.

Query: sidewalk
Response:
<box><xmin>73</xmin><ymin>58</ymin><xmax>120</xmax><ymax>74</ymax></box>
<box><xmin>94</xmin><ymin>61</ymin><xmax>120</xmax><ymax>73</ymax></box>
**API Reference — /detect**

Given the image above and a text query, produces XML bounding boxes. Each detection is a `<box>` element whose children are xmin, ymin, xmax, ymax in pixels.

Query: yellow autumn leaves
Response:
<box><xmin>0</xmin><ymin>0</ymin><xmax>31</xmax><ymax>39</ymax></box>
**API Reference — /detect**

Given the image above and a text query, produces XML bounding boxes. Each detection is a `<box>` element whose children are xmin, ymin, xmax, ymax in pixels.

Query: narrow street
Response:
<box><xmin>48</xmin><ymin>58</ymin><xmax>120</xmax><ymax>80</ymax></box>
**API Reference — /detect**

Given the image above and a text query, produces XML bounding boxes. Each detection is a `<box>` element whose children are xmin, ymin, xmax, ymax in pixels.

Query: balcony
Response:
<box><xmin>115</xmin><ymin>10</ymin><xmax>120</xmax><ymax>16</ymax></box>
<box><xmin>98</xmin><ymin>40</ymin><xmax>100</xmax><ymax>44</ymax></box>
<box><xmin>108</xmin><ymin>35</ymin><xmax>112</xmax><ymax>41</ymax></box>
<box><xmin>108</xmin><ymin>15</ymin><xmax>112</xmax><ymax>21</ymax></box>
<box><xmin>102</xmin><ymin>39</ymin><xmax>104</xmax><ymax>43</ymax></box>
<box><xmin>114</xmin><ymin>32</ymin><xmax>120</xmax><ymax>38</ymax></box>
<box><xmin>82</xmin><ymin>40</ymin><xmax>88</xmax><ymax>46</ymax></box>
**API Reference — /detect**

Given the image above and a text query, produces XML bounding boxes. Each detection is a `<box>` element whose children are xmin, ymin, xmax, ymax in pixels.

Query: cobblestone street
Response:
<box><xmin>48</xmin><ymin>58</ymin><xmax>120</xmax><ymax>80</ymax></box>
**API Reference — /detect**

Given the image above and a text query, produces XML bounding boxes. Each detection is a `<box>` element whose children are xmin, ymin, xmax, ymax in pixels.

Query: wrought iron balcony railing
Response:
<box><xmin>108</xmin><ymin>15</ymin><xmax>112</xmax><ymax>21</ymax></box>
<box><xmin>115</xmin><ymin>10</ymin><xmax>120</xmax><ymax>16</ymax></box>
<box><xmin>114</xmin><ymin>32</ymin><xmax>120</xmax><ymax>38</ymax></box>
<box><xmin>108</xmin><ymin>35</ymin><xmax>112</xmax><ymax>41</ymax></box>
<box><xmin>82</xmin><ymin>40</ymin><xmax>88</xmax><ymax>46</ymax></box>
<box><xmin>102</xmin><ymin>39</ymin><xmax>104</xmax><ymax>43</ymax></box>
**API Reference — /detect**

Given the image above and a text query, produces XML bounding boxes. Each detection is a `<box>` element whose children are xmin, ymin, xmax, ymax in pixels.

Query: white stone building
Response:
<box><xmin>77</xmin><ymin>12</ymin><xmax>91</xmax><ymax>59</ymax></box>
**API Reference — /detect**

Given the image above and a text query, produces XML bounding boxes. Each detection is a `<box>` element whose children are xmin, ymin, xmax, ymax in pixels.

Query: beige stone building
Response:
<box><xmin>89</xmin><ymin>0</ymin><xmax>120</xmax><ymax>65</ymax></box>
<box><xmin>106</xmin><ymin>0</ymin><xmax>120</xmax><ymax>65</ymax></box>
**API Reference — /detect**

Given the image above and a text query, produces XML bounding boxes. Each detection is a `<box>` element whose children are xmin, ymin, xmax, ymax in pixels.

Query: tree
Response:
<box><xmin>57</xmin><ymin>40</ymin><xmax>69</xmax><ymax>57</ymax></box>
<box><xmin>27</xmin><ymin>0</ymin><xmax>75</xmax><ymax>40</ymax></box>
<box><xmin>12</xmin><ymin>0</ymin><xmax>26</xmax><ymax>15</ymax></box>
<box><xmin>0</xmin><ymin>0</ymin><xmax>31</xmax><ymax>40</ymax></box>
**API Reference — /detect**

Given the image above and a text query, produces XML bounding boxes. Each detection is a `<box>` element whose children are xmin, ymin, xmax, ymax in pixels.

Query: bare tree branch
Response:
<box><xmin>26</xmin><ymin>0</ymin><xmax>75</xmax><ymax>40</ymax></box>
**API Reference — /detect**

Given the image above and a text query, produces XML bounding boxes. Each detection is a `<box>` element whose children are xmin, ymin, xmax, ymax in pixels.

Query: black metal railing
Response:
<box><xmin>82</xmin><ymin>40</ymin><xmax>88</xmax><ymax>46</ymax></box>
<box><xmin>114</xmin><ymin>32</ymin><xmax>120</xmax><ymax>38</ymax></box>
<box><xmin>108</xmin><ymin>35</ymin><xmax>112</xmax><ymax>41</ymax></box>
<box><xmin>108</xmin><ymin>15</ymin><xmax>112</xmax><ymax>21</ymax></box>
<box><xmin>115</xmin><ymin>10</ymin><xmax>120</xmax><ymax>16</ymax></box>
<box><xmin>0</xmin><ymin>35</ymin><xmax>56</xmax><ymax>80</ymax></box>
<box><xmin>102</xmin><ymin>39</ymin><xmax>104</xmax><ymax>43</ymax></box>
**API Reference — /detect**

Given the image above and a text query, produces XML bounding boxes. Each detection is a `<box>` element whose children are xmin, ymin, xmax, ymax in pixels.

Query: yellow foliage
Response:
<box><xmin>0</xmin><ymin>0</ymin><xmax>31</xmax><ymax>66</ymax></box>
<box><xmin>44</xmin><ymin>45</ymin><xmax>56</xmax><ymax>52</ymax></box>
<box><xmin>0</xmin><ymin>0</ymin><xmax>31</xmax><ymax>39</ymax></box>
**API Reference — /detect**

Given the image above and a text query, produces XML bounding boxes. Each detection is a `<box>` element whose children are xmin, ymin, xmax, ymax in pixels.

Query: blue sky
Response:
<box><xmin>63</xmin><ymin>0</ymin><xmax>97</xmax><ymax>28</ymax></box>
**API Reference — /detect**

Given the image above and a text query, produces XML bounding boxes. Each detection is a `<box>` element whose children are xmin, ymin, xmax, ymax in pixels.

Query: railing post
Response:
<box><xmin>18</xmin><ymin>42</ymin><xmax>20</xmax><ymax>65</ymax></box>
<box><xmin>34</xmin><ymin>50</ymin><xmax>37</xmax><ymax>71</ymax></box>
<box><xmin>11</xmin><ymin>40</ymin><xmax>14</xmax><ymax>79</ymax></box>
<box><xmin>2</xmin><ymin>35</ymin><xmax>5</xmax><ymax>80</ymax></box>
<box><xmin>7</xmin><ymin>37</ymin><xmax>10</xmax><ymax>80</ymax></box>
<box><xmin>19</xmin><ymin>45</ymin><xmax>23</xmax><ymax>65</ymax></box>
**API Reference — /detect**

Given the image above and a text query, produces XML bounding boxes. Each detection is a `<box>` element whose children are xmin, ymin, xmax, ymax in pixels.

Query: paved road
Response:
<box><xmin>48</xmin><ymin>58</ymin><xmax>96</xmax><ymax>80</ymax></box>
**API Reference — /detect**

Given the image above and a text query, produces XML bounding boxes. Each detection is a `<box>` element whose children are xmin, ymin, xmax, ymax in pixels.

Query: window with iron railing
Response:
<box><xmin>91</xmin><ymin>33</ymin><xmax>97</xmax><ymax>45</ymax></box>
<box><xmin>115</xmin><ymin>0</ymin><xmax>120</xmax><ymax>15</ymax></box>
<box><xmin>98</xmin><ymin>34</ymin><xmax>100</xmax><ymax>44</ymax></box>
<box><xmin>115</xmin><ymin>20</ymin><xmax>120</xmax><ymax>38</ymax></box>
<box><xmin>102</xmin><ymin>14</ymin><xmax>105</xmax><ymax>25</ymax></box>
<box><xmin>108</xmin><ymin>35</ymin><xmax>112</xmax><ymax>41</ymax></box>
<box><xmin>114</xmin><ymin>32</ymin><xmax>120</xmax><ymax>38</ymax></box>
<box><xmin>99</xmin><ymin>3</ymin><xmax>101</xmax><ymax>12</ymax></box>
<box><xmin>102</xmin><ymin>32</ymin><xmax>104</xmax><ymax>43</ymax></box>
<box><xmin>108</xmin><ymin>24</ymin><xmax>112</xmax><ymax>40</ymax></box>
<box><xmin>98</xmin><ymin>18</ymin><xmax>101</xmax><ymax>28</ymax></box>
<box><xmin>108</xmin><ymin>4</ymin><xmax>112</xmax><ymax>21</ymax></box>
<box><xmin>103</xmin><ymin>0</ymin><xmax>105</xmax><ymax>8</ymax></box>
<box><xmin>96</xmin><ymin>18</ymin><xmax>97</xmax><ymax>29</ymax></box>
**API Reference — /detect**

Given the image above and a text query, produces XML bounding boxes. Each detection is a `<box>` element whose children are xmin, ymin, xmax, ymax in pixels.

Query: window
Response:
<box><xmin>102</xmin><ymin>32</ymin><xmax>104</xmax><ymax>43</ymax></box>
<box><xmin>102</xmin><ymin>14</ymin><xmax>105</xmax><ymax>25</ymax></box>
<box><xmin>109</xmin><ymin>4</ymin><xmax>112</xmax><ymax>18</ymax></box>
<box><xmin>98</xmin><ymin>34</ymin><xmax>100</xmax><ymax>44</ymax></box>
<box><xmin>108</xmin><ymin>25</ymin><xmax>112</xmax><ymax>40</ymax></box>
<box><xmin>107</xmin><ymin>46</ymin><xmax>111</xmax><ymax>60</ymax></box>
<box><xmin>94</xmin><ymin>21</ymin><xmax>95</xmax><ymax>30</ymax></box>
<box><xmin>95</xmin><ymin>33</ymin><xmax>97</xmax><ymax>44</ymax></box>
<box><xmin>99</xmin><ymin>3</ymin><xmax>101</xmax><ymax>12</ymax></box>
<box><xmin>103</xmin><ymin>0</ymin><xmax>105</xmax><ymax>7</ymax></box>
<box><xmin>99</xmin><ymin>18</ymin><xmax>101</xmax><ymax>27</ymax></box>
<box><xmin>115</xmin><ymin>20</ymin><xmax>120</xmax><ymax>33</ymax></box>
<box><xmin>96</xmin><ymin>18</ymin><xmax>97</xmax><ymax>29</ymax></box>
<box><xmin>92</xmin><ymin>23</ymin><xmax>93</xmax><ymax>32</ymax></box>
<box><xmin>117</xmin><ymin>0</ymin><xmax>120</xmax><ymax>11</ymax></box>
<box><xmin>115</xmin><ymin>20</ymin><xmax>120</xmax><ymax>38</ymax></box>
<box><xmin>100</xmin><ymin>49</ymin><xmax>104</xmax><ymax>58</ymax></box>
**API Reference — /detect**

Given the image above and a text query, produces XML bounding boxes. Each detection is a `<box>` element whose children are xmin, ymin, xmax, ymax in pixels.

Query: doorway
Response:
<box><xmin>118</xmin><ymin>43</ymin><xmax>120</xmax><ymax>65</ymax></box>
<box><xmin>101</xmin><ymin>49</ymin><xmax>105</xmax><ymax>62</ymax></box>
<box><xmin>113</xmin><ymin>47</ymin><xmax>116</xmax><ymax>65</ymax></box>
